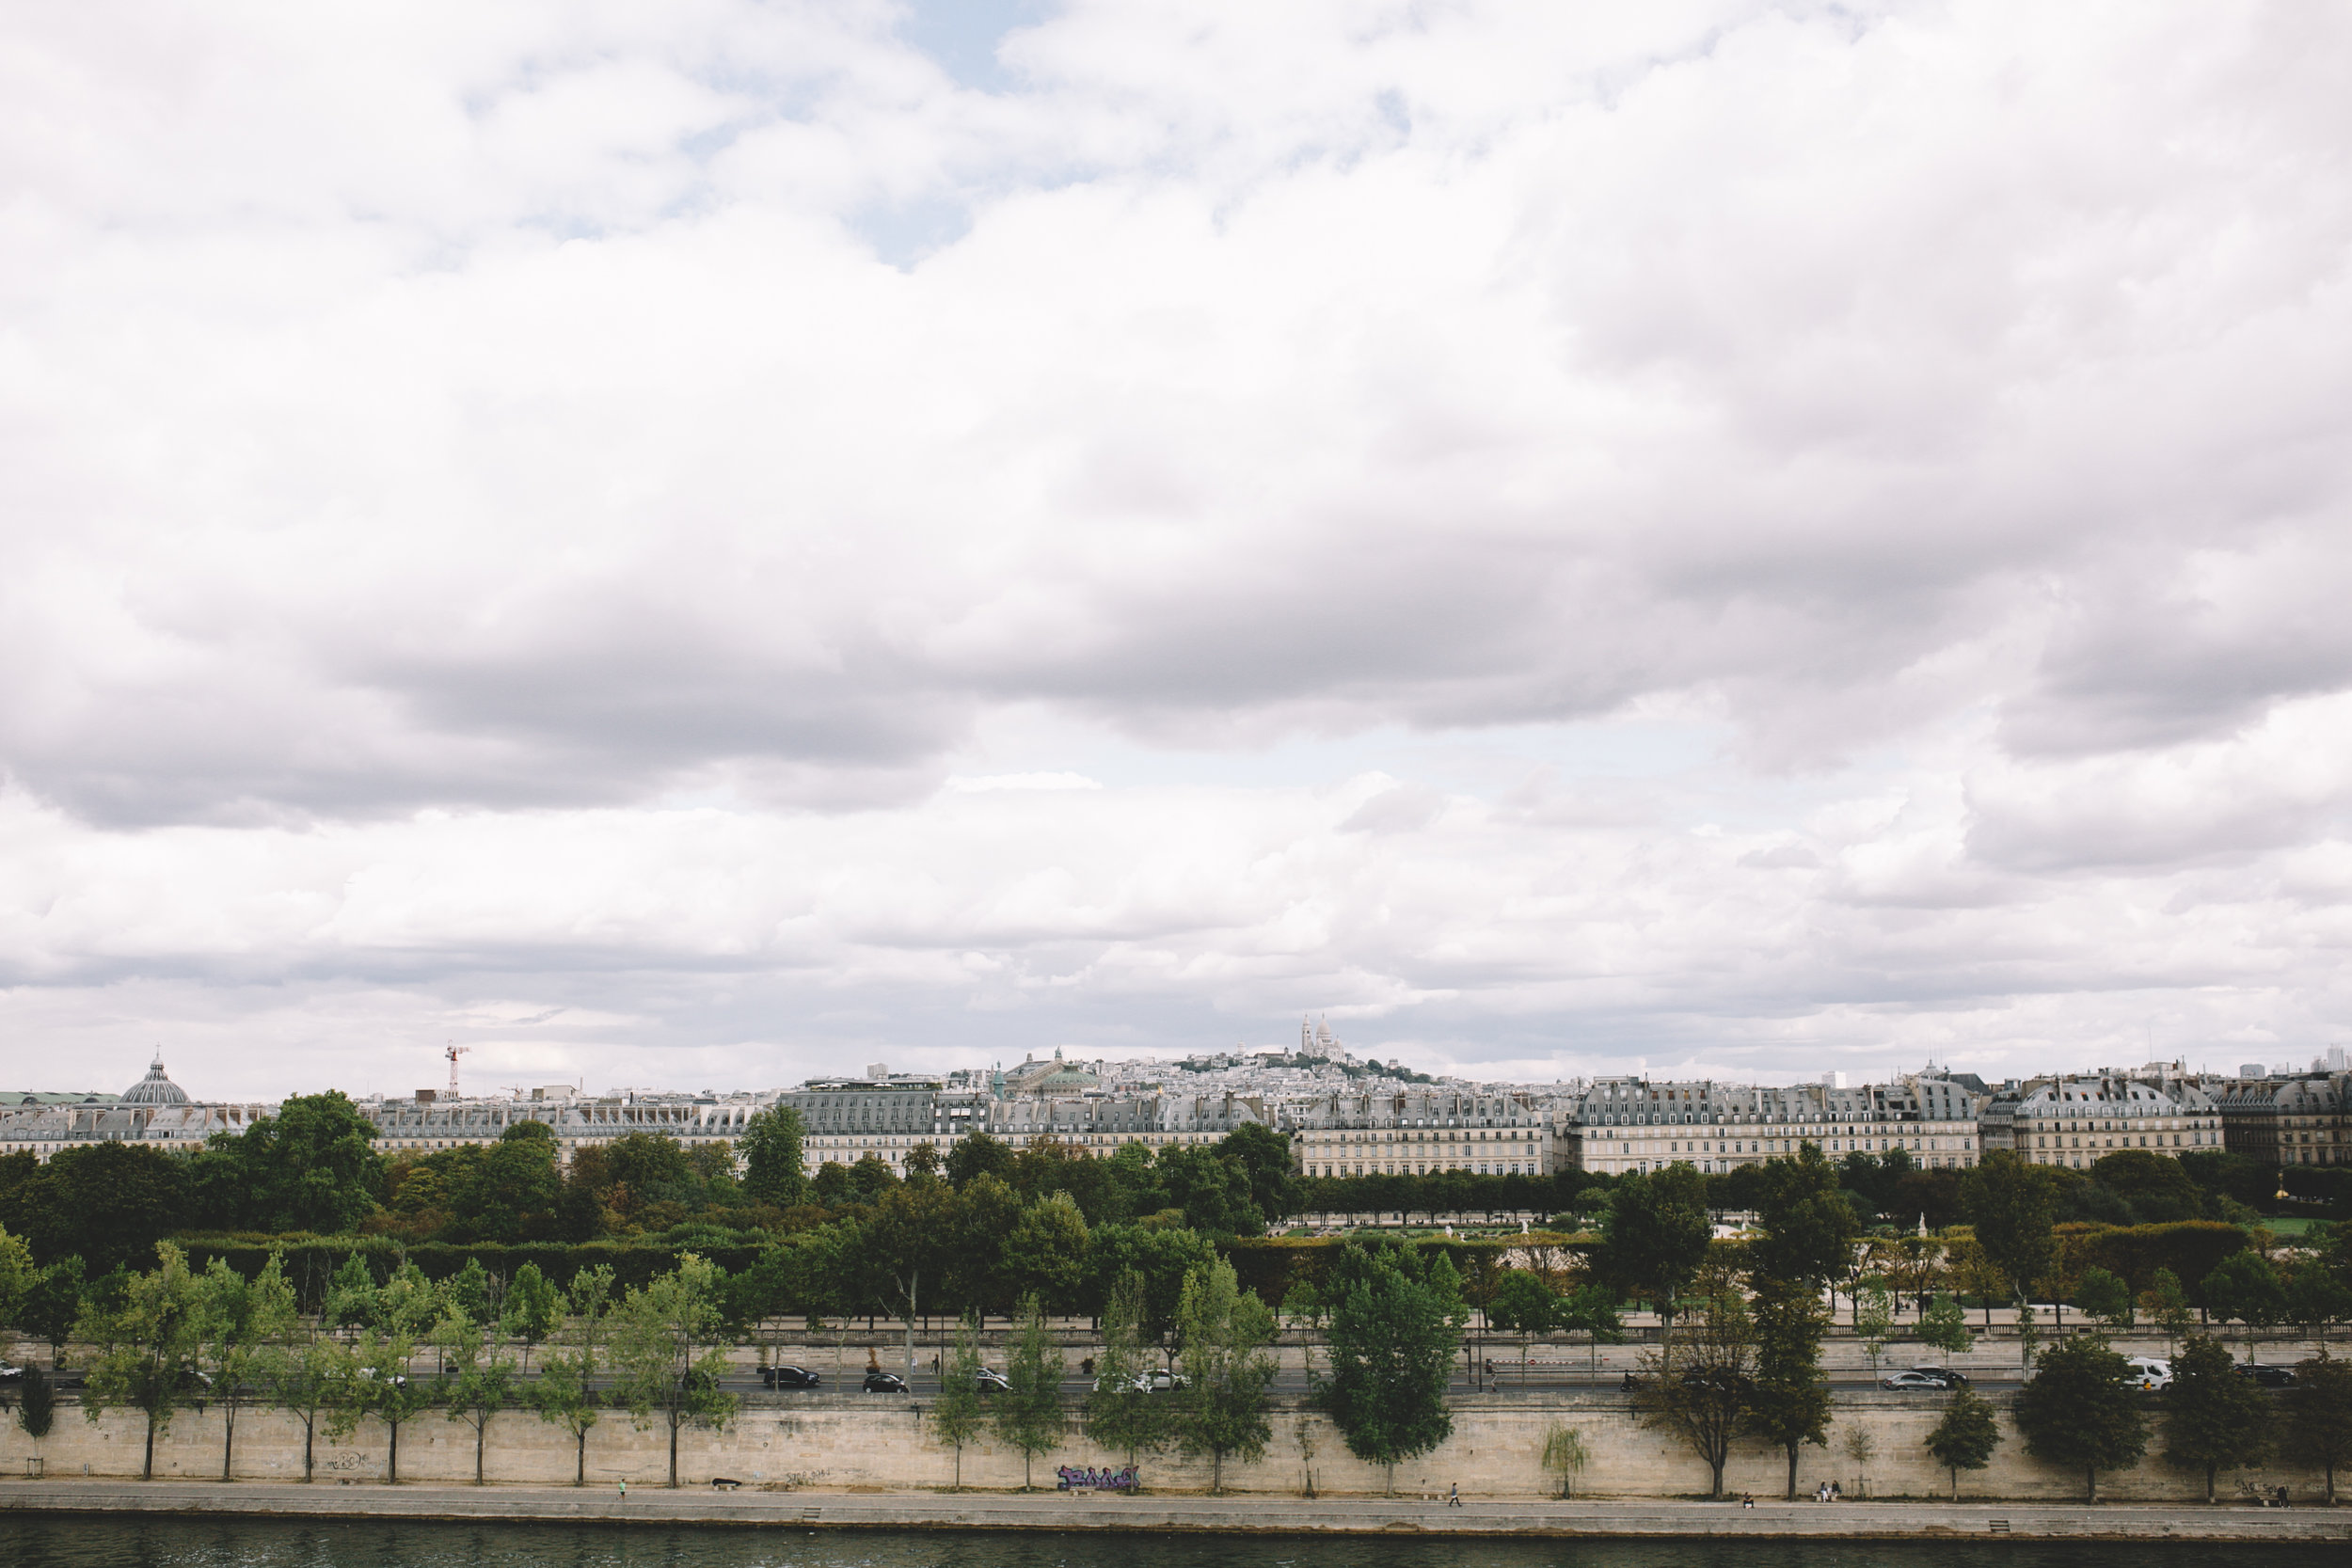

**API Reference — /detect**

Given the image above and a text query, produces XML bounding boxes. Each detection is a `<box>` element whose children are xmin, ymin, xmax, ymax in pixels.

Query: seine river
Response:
<box><xmin>0</xmin><ymin>1521</ymin><xmax>2338</xmax><ymax>1568</ymax></box>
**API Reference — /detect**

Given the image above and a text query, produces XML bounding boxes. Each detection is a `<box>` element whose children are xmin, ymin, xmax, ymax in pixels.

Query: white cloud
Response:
<box><xmin>4</xmin><ymin>2</ymin><xmax>2352</xmax><ymax>1095</ymax></box>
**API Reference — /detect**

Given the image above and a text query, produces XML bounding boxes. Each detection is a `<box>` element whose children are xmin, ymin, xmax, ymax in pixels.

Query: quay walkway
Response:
<box><xmin>2</xmin><ymin>1480</ymin><xmax>2346</xmax><ymax>1540</ymax></box>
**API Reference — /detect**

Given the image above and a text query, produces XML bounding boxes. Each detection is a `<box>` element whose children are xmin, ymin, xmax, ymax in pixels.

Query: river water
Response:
<box><xmin>0</xmin><ymin>1520</ymin><xmax>2337</xmax><ymax>1568</ymax></box>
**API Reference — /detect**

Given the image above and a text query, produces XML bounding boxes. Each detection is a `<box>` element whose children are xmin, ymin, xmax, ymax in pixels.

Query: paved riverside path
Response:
<box><xmin>2</xmin><ymin>1481</ymin><xmax>2347</xmax><ymax>1540</ymax></box>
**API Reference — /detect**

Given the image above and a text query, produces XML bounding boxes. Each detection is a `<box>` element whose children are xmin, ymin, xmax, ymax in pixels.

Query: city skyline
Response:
<box><xmin>6</xmin><ymin>7</ymin><xmax>2352</xmax><ymax>1102</ymax></box>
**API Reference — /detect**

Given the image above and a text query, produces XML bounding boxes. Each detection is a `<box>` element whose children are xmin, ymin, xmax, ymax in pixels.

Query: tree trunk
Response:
<box><xmin>2205</xmin><ymin>1463</ymin><xmax>2215</xmax><ymax>1504</ymax></box>
<box><xmin>1709</xmin><ymin>1457</ymin><xmax>1725</xmax><ymax>1498</ymax></box>
<box><xmin>388</xmin><ymin>1419</ymin><xmax>400</xmax><ymax>1483</ymax></box>
<box><xmin>2085</xmin><ymin>1465</ymin><xmax>2097</xmax><ymax>1503</ymax></box>
<box><xmin>222</xmin><ymin>1403</ymin><xmax>237</xmax><ymax>1481</ymax></box>
<box><xmin>576</xmin><ymin>1429</ymin><xmax>587</xmax><ymax>1486</ymax></box>
<box><xmin>1212</xmin><ymin>1449</ymin><xmax>1223</xmax><ymax>1495</ymax></box>
<box><xmin>303</xmin><ymin>1420</ymin><xmax>315</xmax><ymax>1482</ymax></box>
<box><xmin>669</xmin><ymin>1414</ymin><xmax>680</xmax><ymax>1487</ymax></box>
<box><xmin>1950</xmin><ymin>1466</ymin><xmax>1959</xmax><ymax>1501</ymax></box>
<box><xmin>143</xmin><ymin>1409</ymin><xmax>157</xmax><ymax>1481</ymax></box>
<box><xmin>1785</xmin><ymin>1442</ymin><xmax>1798</xmax><ymax>1500</ymax></box>
<box><xmin>476</xmin><ymin>1420</ymin><xmax>487</xmax><ymax>1484</ymax></box>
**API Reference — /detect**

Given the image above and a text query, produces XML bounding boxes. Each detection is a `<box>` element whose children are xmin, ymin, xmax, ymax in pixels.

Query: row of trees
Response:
<box><xmin>25</xmin><ymin>1239</ymin><xmax>737</xmax><ymax>1488</ymax></box>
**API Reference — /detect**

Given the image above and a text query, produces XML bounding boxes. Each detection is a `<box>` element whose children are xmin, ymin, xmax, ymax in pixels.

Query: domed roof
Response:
<box><xmin>120</xmin><ymin>1055</ymin><xmax>190</xmax><ymax>1105</ymax></box>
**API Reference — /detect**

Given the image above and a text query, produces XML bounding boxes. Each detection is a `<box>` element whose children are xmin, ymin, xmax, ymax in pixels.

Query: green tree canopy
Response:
<box><xmin>1743</xmin><ymin>1275</ymin><xmax>1831</xmax><ymax>1499</ymax></box>
<box><xmin>737</xmin><ymin>1105</ymin><xmax>808</xmax><ymax>1209</ymax></box>
<box><xmin>75</xmin><ymin>1240</ymin><xmax>209</xmax><ymax>1480</ymax></box>
<box><xmin>1752</xmin><ymin>1145</ymin><xmax>1859</xmax><ymax>1287</ymax></box>
<box><xmin>2162</xmin><ymin>1333</ymin><xmax>2275</xmax><ymax>1502</ymax></box>
<box><xmin>2286</xmin><ymin>1348</ymin><xmax>2352</xmax><ymax>1505</ymax></box>
<box><xmin>1321</xmin><ymin>1244</ymin><xmax>1467</xmax><ymax>1494</ymax></box>
<box><xmin>994</xmin><ymin>1291</ymin><xmax>1068</xmax><ymax>1490</ymax></box>
<box><xmin>1960</xmin><ymin>1152</ymin><xmax>2058</xmax><ymax>1304</ymax></box>
<box><xmin>1597</xmin><ymin>1165</ymin><xmax>1711</xmax><ymax>1330</ymax></box>
<box><xmin>2013</xmin><ymin>1333</ymin><xmax>2147</xmax><ymax>1501</ymax></box>
<box><xmin>1173</xmin><ymin>1256</ymin><xmax>1278</xmax><ymax>1494</ymax></box>
<box><xmin>1924</xmin><ymin>1386</ymin><xmax>2003</xmax><ymax>1499</ymax></box>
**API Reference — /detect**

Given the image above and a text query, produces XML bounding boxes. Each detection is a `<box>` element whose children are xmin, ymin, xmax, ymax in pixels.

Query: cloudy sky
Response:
<box><xmin>4</xmin><ymin>2</ymin><xmax>2350</xmax><ymax>1102</ymax></box>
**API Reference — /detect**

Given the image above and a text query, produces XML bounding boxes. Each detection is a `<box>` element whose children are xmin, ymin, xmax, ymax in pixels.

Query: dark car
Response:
<box><xmin>1880</xmin><ymin>1370</ymin><xmax>1948</xmax><ymax>1391</ymax></box>
<box><xmin>2235</xmin><ymin>1364</ymin><xmax>2296</xmax><ymax>1387</ymax></box>
<box><xmin>863</xmin><ymin>1370</ymin><xmax>909</xmax><ymax>1394</ymax></box>
<box><xmin>762</xmin><ymin>1365</ymin><xmax>821</xmax><ymax>1389</ymax></box>
<box><xmin>975</xmin><ymin>1368</ymin><xmax>1011</xmax><ymax>1394</ymax></box>
<box><xmin>1906</xmin><ymin>1366</ymin><xmax>1969</xmax><ymax>1389</ymax></box>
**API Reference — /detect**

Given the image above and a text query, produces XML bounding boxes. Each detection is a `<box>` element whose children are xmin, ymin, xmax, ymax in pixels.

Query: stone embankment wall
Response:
<box><xmin>0</xmin><ymin>1390</ymin><xmax>2331</xmax><ymax>1501</ymax></box>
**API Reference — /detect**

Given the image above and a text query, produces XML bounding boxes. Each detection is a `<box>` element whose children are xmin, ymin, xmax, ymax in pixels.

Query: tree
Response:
<box><xmin>2142</xmin><ymin>1268</ymin><xmax>2195</xmax><ymax>1354</ymax></box>
<box><xmin>2013</xmin><ymin>1333</ymin><xmax>2147</xmax><ymax>1501</ymax></box>
<box><xmin>1841</xmin><ymin>1426</ymin><xmax>1877</xmax><ymax>1497</ymax></box>
<box><xmin>1753</xmin><ymin>1145</ymin><xmax>1861</xmax><ymax>1286</ymax></box>
<box><xmin>1918</xmin><ymin>1291</ymin><xmax>1974</xmax><ymax>1364</ymax></box>
<box><xmin>1633</xmin><ymin>1269</ymin><xmax>1756</xmax><ymax>1497</ymax></box>
<box><xmin>436</xmin><ymin>1307</ymin><xmax>516</xmax><ymax>1484</ymax></box>
<box><xmin>931</xmin><ymin>1312</ymin><xmax>987</xmax><ymax>1489</ymax></box>
<box><xmin>324</xmin><ymin>1253</ymin><xmax>378</xmax><ymax>1336</ymax></box>
<box><xmin>1925</xmin><ymin>1386</ymin><xmax>2002</xmax><ymax>1499</ymax></box>
<box><xmin>2286</xmin><ymin>1262</ymin><xmax>2352</xmax><ymax>1335</ymax></box>
<box><xmin>738</xmin><ymin>1105</ymin><xmax>809</xmax><ymax>1209</ymax></box>
<box><xmin>2076</xmin><ymin>1267</ymin><xmax>2134</xmax><ymax>1329</ymax></box>
<box><xmin>1560</xmin><ymin>1284</ymin><xmax>1627</xmax><ymax>1376</ymax></box>
<box><xmin>1853</xmin><ymin>1276</ymin><xmax>1896</xmax><ymax>1373</ymax></box>
<box><xmin>1541</xmin><ymin>1424</ymin><xmax>1590</xmax><ymax>1498</ymax></box>
<box><xmin>1002</xmin><ymin>1191</ymin><xmax>1093</xmax><ymax>1315</ymax></box>
<box><xmin>330</xmin><ymin>1328</ymin><xmax>436</xmax><ymax>1482</ymax></box>
<box><xmin>1597</xmin><ymin>1166</ymin><xmax>1711</xmax><ymax>1334</ymax></box>
<box><xmin>4</xmin><ymin>1144</ymin><xmax>191</xmax><ymax>1273</ymax></box>
<box><xmin>20</xmin><ymin>1257</ymin><xmax>86</xmax><ymax>1363</ymax></box>
<box><xmin>531</xmin><ymin>1263</ymin><xmax>615</xmax><ymax>1486</ymax></box>
<box><xmin>1174</xmin><ymin>1257</ymin><xmax>1278</xmax><ymax>1493</ymax></box>
<box><xmin>995</xmin><ymin>1292</ymin><xmax>1068</xmax><ymax>1490</ymax></box>
<box><xmin>501</xmin><ymin>1262</ymin><xmax>562</xmax><ymax>1371</ymax></box>
<box><xmin>1961</xmin><ymin>1151</ymin><xmax>2058</xmax><ymax>1306</ymax></box>
<box><xmin>0</xmin><ymin>1220</ymin><xmax>30</xmax><ymax>1326</ymax></box>
<box><xmin>1321</xmin><ymin>1245</ymin><xmax>1468</xmax><ymax>1495</ymax></box>
<box><xmin>198</xmin><ymin>1251</ymin><xmax>297</xmax><ymax>1481</ymax></box>
<box><xmin>192</xmin><ymin>1091</ymin><xmax>385</xmax><ymax>1234</ymax></box>
<box><xmin>1486</xmin><ymin>1270</ymin><xmax>1561</xmax><ymax>1334</ymax></box>
<box><xmin>256</xmin><ymin>1332</ymin><xmax>341</xmax><ymax>1482</ymax></box>
<box><xmin>857</xmin><ymin>1180</ymin><xmax>957</xmax><ymax>1371</ymax></box>
<box><xmin>2286</xmin><ymin>1348</ymin><xmax>2352</xmax><ymax>1504</ymax></box>
<box><xmin>1217</xmin><ymin>1123</ymin><xmax>1301</xmax><ymax>1224</ymax></box>
<box><xmin>2203</xmin><ymin>1251</ymin><xmax>2287</xmax><ymax>1360</ymax></box>
<box><xmin>1744</xmin><ymin>1275</ymin><xmax>1831</xmax><ymax>1499</ymax></box>
<box><xmin>17</xmin><ymin>1364</ymin><xmax>56</xmax><ymax>1452</ymax></box>
<box><xmin>75</xmin><ymin>1241</ymin><xmax>208</xmax><ymax>1481</ymax></box>
<box><xmin>1084</xmin><ymin>1269</ymin><xmax>1168</xmax><ymax>1467</ymax></box>
<box><xmin>610</xmin><ymin>1254</ymin><xmax>739</xmax><ymax>1488</ymax></box>
<box><xmin>2163</xmin><ymin>1333</ymin><xmax>2275</xmax><ymax>1502</ymax></box>
<box><xmin>946</xmin><ymin>1130</ymin><xmax>1014</xmax><ymax>1187</ymax></box>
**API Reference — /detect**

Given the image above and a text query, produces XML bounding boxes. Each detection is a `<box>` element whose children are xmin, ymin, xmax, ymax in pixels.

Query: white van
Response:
<box><xmin>2125</xmin><ymin>1356</ymin><xmax>2172</xmax><ymax>1389</ymax></box>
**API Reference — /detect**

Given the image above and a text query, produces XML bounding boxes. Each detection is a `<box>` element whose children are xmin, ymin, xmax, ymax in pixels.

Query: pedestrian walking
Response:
<box><xmin>619</xmin><ymin>1480</ymin><xmax>628</xmax><ymax>1501</ymax></box>
<box><xmin>1448</xmin><ymin>1483</ymin><xmax>1461</xmax><ymax>1508</ymax></box>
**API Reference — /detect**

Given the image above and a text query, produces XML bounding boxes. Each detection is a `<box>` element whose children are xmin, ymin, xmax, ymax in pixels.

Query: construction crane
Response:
<box><xmin>444</xmin><ymin>1043</ymin><xmax>471</xmax><ymax>1100</ymax></box>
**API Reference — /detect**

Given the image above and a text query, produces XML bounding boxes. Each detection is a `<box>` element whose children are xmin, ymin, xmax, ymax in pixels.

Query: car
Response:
<box><xmin>0</xmin><ymin>1363</ymin><xmax>23</xmax><ymax>1384</ymax></box>
<box><xmin>1092</xmin><ymin>1372</ymin><xmax>1151</xmax><ymax>1394</ymax></box>
<box><xmin>1880</xmin><ymin>1370</ymin><xmax>1948</xmax><ymax>1391</ymax></box>
<box><xmin>863</xmin><ymin>1370</ymin><xmax>909</xmax><ymax>1394</ymax></box>
<box><xmin>2234</xmin><ymin>1363</ymin><xmax>2296</xmax><ymax>1387</ymax></box>
<box><xmin>357</xmin><ymin>1367</ymin><xmax>408</xmax><ymax>1389</ymax></box>
<box><xmin>761</xmin><ymin>1365</ymin><xmax>821</xmax><ymax>1389</ymax></box>
<box><xmin>1905</xmin><ymin>1366</ymin><xmax>1969</xmax><ymax>1389</ymax></box>
<box><xmin>975</xmin><ymin>1368</ymin><xmax>1011</xmax><ymax>1394</ymax></box>
<box><xmin>2124</xmin><ymin>1356</ymin><xmax>2172</xmax><ymax>1390</ymax></box>
<box><xmin>1144</xmin><ymin>1369</ymin><xmax>1188</xmax><ymax>1392</ymax></box>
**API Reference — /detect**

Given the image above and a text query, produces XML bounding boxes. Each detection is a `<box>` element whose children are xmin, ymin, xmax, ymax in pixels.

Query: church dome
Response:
<box><xmin>120</xmin><ymin>1055</ymin><xmax>190</xmax><ymax>1105</ymax></box>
